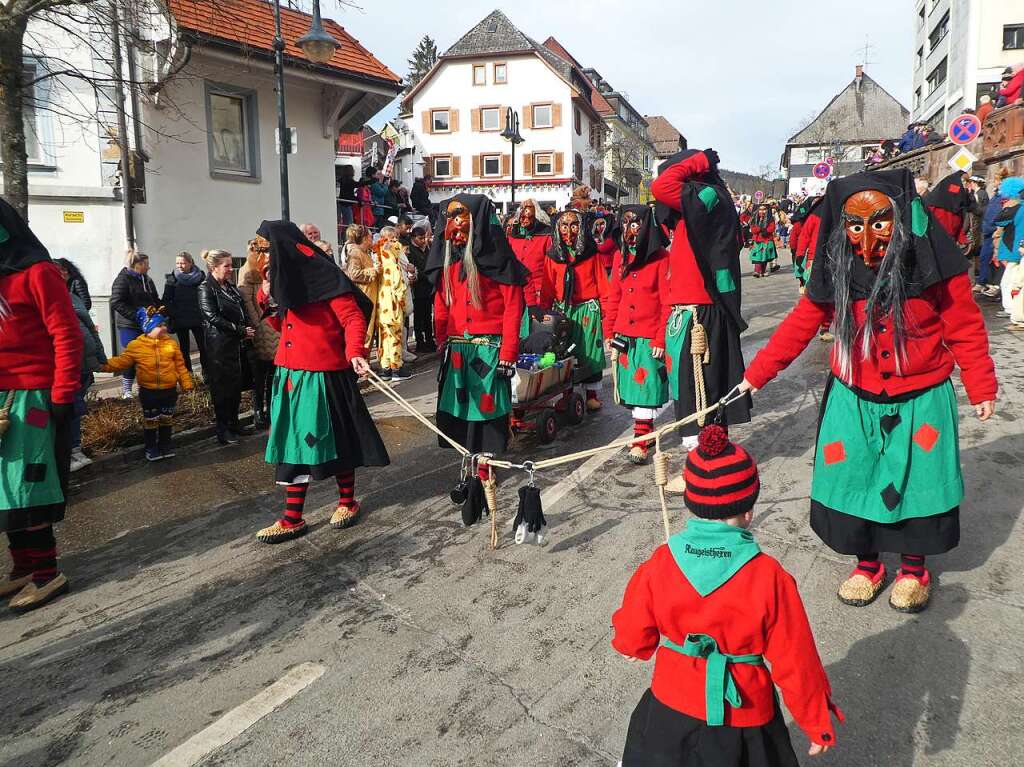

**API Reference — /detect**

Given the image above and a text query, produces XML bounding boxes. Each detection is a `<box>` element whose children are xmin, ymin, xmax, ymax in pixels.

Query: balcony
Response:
<box><xmin>980</xmin><ymin>103</ymin><xmax>1024</xmax><ymax>164</ymax></box>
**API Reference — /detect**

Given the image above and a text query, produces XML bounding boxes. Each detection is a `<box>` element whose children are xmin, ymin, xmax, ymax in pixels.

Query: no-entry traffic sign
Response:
<box><xmin>948</xmin><ymin>114</ymin><xmax>981</xmax><ymax>145</ymax></box>
<box><xmin>813</xmin><ymin>162</ymin><xmax>831</xmax><ymax>179</ymax></box>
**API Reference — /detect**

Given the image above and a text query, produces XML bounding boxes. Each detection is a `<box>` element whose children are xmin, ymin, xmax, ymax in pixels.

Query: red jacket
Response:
<box><xmin>797</xmin><ymin>212</ymin><xmax>822</xmax><ymax>264</ymax></box>
<box><xmin>612</xmin><ymin>544</ymin><xmax>838</xmax><ymax>747</ymax></box>
<box><xmin>999</xmin><ymin>69</ymin><xmax>1024</xmax><ymax>103</ymax></box>
<box><xmin>789</xmin><ymin>219</ymin><xmax>804</xmax><ymax>253</ymax></box>
<box><xmin>650</xmin><ymin>153</ymin><xmax>714</xmax><ymax>307</ymax></box>
<box><xmin>602</xmin><ymin>249</ymin><xmax>670</xmax><ymax>345</ymax></box>
<box><xmin>541</xmin><ymin>254</ymin><xmax>610</xmax><ymax>308</ymax></box>
<box><xmin>750</xmin><ymin>219</ymin><xmax>776</xmax><ymax>243</ymax></box>
<box><xmin>434</xmin><ymin>265</ymin><xmax>524</xmax><ymax>363</ymax></box>
<box><xmin>0</xmin><ymin>261</ymin><xmax>83</xmax><ymax>404</ymax></box>
<box><xmin>507</xmin><ymin>233</ymin><xmax>552</xmax><ymax>308</ymax></box>
<box><xmin>597</xmin><ymin>237</ymin><xmax>618</xmax><ymax>272</ymax></box>
<box><xmin>263</xmin><ymin>292</ymin><xmax>367</xmax><ymax>371</ymax></box>
<box><xmin>745</xmin><ymin>273</ymin><xmax>997</xmax><ymax>403</ymax></box>
<box><xmin>929</xmin><ymin>206</ymin><xmax>965</xmax><ymax>244</ymax></box>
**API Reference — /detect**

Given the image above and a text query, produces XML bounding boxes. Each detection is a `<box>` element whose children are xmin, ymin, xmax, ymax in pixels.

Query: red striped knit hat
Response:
<box><xmin>683</xmin><ymin>425</ymin><xmax>760</xmax><ymax>519</ymax></box>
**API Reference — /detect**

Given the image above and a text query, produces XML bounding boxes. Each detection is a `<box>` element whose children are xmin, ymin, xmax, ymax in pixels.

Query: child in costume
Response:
<box><xmin>254</xmin><ymin>221</ymin><xmax>390</xmax><ymax>543</ymax></box>
<box><xmin>427</xmin><ymin>195</ymin><xmax>527</xmax><ymax>525</ymax></box>
<box><xmin>542</xmin><ymin>209</ymin><xmax>610</xmax><ymax>411</ymax></box>
<box><xmin>742</xmin><ymin>169</ymin><xmax>997</xmax><ymax>613</ymax></box>
<box><xmin>613</xmin><ymin>425</ymin><xmax>842</xmax><ymax>766</ymax></box>
<box><xmin>650</xmin><ymin>149</ymin><xmax>752</xmax><ymax>488</ymax></box>
<box><xmin>602</xmin><ymin>205</ymin><xmax>670</xmax><ymax>465</ymax></box>
<box><xmin>374</xmin><ymin>227</ymin><xmax>410</xmax><ymax>381</ymax></box>
<box><xmin>102</xmin><ymin>307</ymin><xmax>193</xmax><ymax>461</ymax></box>
<box><xmin>749</xmin><ymin>203</ymin><xmax>779</xmax><ymax>277</ymax></box>
<box><xmin>0</xmin><ymin>199</ymin><xmax>83</xmax><ymax>613</ymax></box>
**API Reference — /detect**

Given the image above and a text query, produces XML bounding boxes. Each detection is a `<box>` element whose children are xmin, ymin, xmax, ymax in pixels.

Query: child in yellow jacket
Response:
<box><xmin>103</xmin><ymin>306</ymin><xmax>193</xmax><ymax>461</ymax></box>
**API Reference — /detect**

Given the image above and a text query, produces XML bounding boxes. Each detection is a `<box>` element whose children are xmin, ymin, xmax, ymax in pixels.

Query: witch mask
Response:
<box><xmin>621</xmin><ymin>210</ymin><xmax>640</xmax><ymax>249</ymax></box>
<box><xmin>559</xmin><ymin>211</ymin><xmax>582</xmax><ymax>250</ymax></box>
<box><xmin>444</xmin><ymin>200</ymin><xmax>471</xmax><ymax>246</ymax></box>
<box><xmin>843</xmin><ymin>190</ymin><xmax>894</xmax><ymax>268</ymax></box>
<box><xmin>519</xmin><ymin>201</ymin><xmax>536</xmax><ymax>229</ymax></box>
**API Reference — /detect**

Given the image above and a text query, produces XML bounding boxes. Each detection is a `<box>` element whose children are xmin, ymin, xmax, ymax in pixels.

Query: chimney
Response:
<box><xmin>856</xmin><ymin>65</ymin><xmax>864</xmax><ymax>78</ymax></box>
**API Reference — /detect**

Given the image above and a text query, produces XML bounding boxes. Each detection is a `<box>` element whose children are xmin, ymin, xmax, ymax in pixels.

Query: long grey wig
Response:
<box><xmin>442</xmin><ymin>217</ymin><xmax>482</xmax><ymax>309</ymax></box>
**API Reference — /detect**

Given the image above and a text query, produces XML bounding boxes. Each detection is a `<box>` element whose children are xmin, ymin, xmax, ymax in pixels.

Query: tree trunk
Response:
<box><xmin>0</xmin><ymin>18</ymin><xmax>29</xmax><ymax>221</ymax></box>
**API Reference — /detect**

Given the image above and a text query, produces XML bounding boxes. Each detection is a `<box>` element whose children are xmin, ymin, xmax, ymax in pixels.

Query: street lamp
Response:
<box><xmin>500</xmin><ymin>107</ymin><xmax>524</xmax><ymax>208</ymax></box>
<box><xmin>271</xmin><ymin>0</ymin><xmax>340</xmax><ymax>221</ymax></box>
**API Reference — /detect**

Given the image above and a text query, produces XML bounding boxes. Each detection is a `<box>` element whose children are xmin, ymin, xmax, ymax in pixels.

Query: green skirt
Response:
<box><xmin>614</xmin><ymin>335</ymin><xmax>669</xmax><ymax>408</ymax></box>
<box><xmin>749</xmin><ymin>241</ymin><xmax>778</xmax><ymax>263</ymax></box>
<box><xmin>0</xmin><ymin>389</ymin><xmax>65</xmax><ymax>530</ymax></box>
<box><xmin>811</xmin><ymin>378</ymin><xmax>962</xmax><ymax>524</ymax></box>
<box><xmin>438</xmin><ymin>335</ymin><xmax>512</xmax><ymax>422</ymax></box>
<box><xmin>555</xmin><ymin>299</ymin><xmax>606</xmax><ymax>385</ymax></box>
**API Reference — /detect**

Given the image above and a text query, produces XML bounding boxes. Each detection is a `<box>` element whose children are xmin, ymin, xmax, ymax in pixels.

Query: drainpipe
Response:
<box><xmin>110</xmin><ymin>0</ymin><xmax>135</xmax><ymax>250</ymax></box>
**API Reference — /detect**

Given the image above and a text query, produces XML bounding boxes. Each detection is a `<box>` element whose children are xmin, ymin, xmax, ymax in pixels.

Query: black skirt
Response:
<box><xmin>672</xmin><ymin>303</ymin><xmax>752</xmax><ymax>436</ymax></box>
<box><xmin>622</xmin><ymin>689</ymin><xmax>799</xmax><ymax>767</ymax></box>
<box><xmin>273</xmin><ymin>368</ymin><xmax>390</xmax><ymax>484</ymax></box>
<box><xmin>810</xmin><ymin>500</ymin><xmax>960</xmax><ymax>556</ymax></box>
<box><xmin>435</xmin><ymin>412</ymin><xmax>510</xmax><ymax>455</ymax></box>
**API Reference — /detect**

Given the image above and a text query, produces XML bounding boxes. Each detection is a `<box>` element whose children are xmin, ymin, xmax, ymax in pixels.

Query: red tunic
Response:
<box><xmin>263</xmin><ymin>292</ymin><xmax>367</xmax><ymax>371</ymax></box>
<box><xmin>749</xmin><ymin>219</ymin><xmax>776</xmax><ymax>243</ymax></box>
<box><xmin>434</xmin><ymin>264</ymin><xmax>524</xmax><ymax>364</ymax></box>
<box><xmin>612</xmin><ymin>544</ymin><xmax>838</xmax><ymax>746</ymax></box>
<box><xmin>540</xmin><ymin>254</ymin><xmax>610</xmax><ymax>308</ymax></box>
<box><xmin>0</xmin><ymin>261</ymin><xmax>83</xmax><ymax>404</ymax></box>
<box><xmin>789</xmin><ymin>219</ymin><xmax>805</xmax><ymax>253</ymax></box>
<box><xmin>507</xmin><ymin>233</ymin><xmax>552</xmax><ymax>308</ymax></box>
<box><xmin>650</xmin><ymin>153</ymin><xmax>714</xmax><ymax>307</ymax></box>
<box><xmin>797</xmin><ymin>212</ymin><xmax>822</xmax><ymax>265</ymax></box>
<box><xmin>929</xmin><ymin>206</ymin><xmax>965</xmax><ymax>244</ymax></box>
<box><xmin>602</xmin><ymin>249</ymin><xmax>670</xmax><ymax>345</ymax></box>
<box><xmin>745</xmin><ymin>273</ymin><xmax>997</xmax><ymax>403</ymax></box>
<box><xmin>596</xmin><ymin>237</ymin><xmax>618</xmax><ymax>272</ymax></box>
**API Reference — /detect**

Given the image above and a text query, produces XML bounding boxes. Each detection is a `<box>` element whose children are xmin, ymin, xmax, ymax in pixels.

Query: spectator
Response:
<box><xmin>998</xmin><ymin>65</ymin><xmax>1024</xmax><ymax>107</ymax></box>
<box><xmin>383</xmin><ymin>179</ymin><xmax>401</xmax><ymax>221</ymax></box>
<box><xmin>238</xmin><ymin>241</ymin><xmax>280</xmax><ymax>431</ymax></box>
<box><xmin>110</xmin><ymin>250</ymin><xmax>159</xmax><ymax>399</ymax></box>
<box><xmin>198</xmin><ymin>249</ymin><xmax>254</xmax><ymax>445</ymax></box>
<box><xmin>995</xmin><ymin>68</ymin><xmax>1014</xmax><ymax>108</ymax></box>
<box><xmin>993</xmin><ymin>177</ymin><xmax>1024</xmax><ymax>321</ymax></box>
<box><xmin>915</xmin><ymin>177</ymin><xmax>931</xmax><ymax>197</ymax></box>
<box><xmin>67</xmin><ymin>284</ymin><xmax>106</xmax><ymax>472</ymax></box>
<box><xmin>923</xmin><ymin>124</ymin><xmax>943</xmax><ymax>145</ymax></box>
<box><xmin>369</xmin><ymin>170</ymin><xmax>388</xmax><ymax>228</ymax></box>
<box><xmin>342</xmin><ymin>224</ymin><xmax>379</xmax><ymax>348</ymax></box>
<box><xmin>299</xmin><ymin>223</ymin><xmax>321</xmax><ymax>243</ymax></box>
<box><xmin>355</xmin><ymin>175</ymin><xmax>375</xmax><ymax>227</ymax></box>
<box><xmin>976</xmin><ymin>95</ymin><xmax>994</xmax><ymax>124</ymax></box>
<box><xmin>411</xmin><ymin>175</ymin><xmax>432</xmax><ymax>219</ymax></box>
<box><xmin>315</xmin><ymin>240</ymin><xmax>335</xmax><ymax>261</ymax></box>
<box><xmin>405</xmin><ymin>223</ymin><xmax>435</xmax><ymax>352</ymax></box>
<box><xmin>374</xmin><ymin>226</ymin><xmax>410</xmax><ymax>381</ymax></box>
<box><xmin>396</xmin><ymin>214</ymin><xmax>414</xmax><ymax>241</ymax></box>
<box><xmin>162</xmin><ymin>251</ymin><xmax>207</xmax><ymax>378</ymax></box>
<box><xmin>979</xmin><ymin>170</ymin><xmax>1009</xmax><ymax>297</ymax></box>
<box><xmin>337</xmin><ymin>165</ymin><xmax>357</xmax><ymax>227</ymax></box>
<box><xmin>53</xmin><ymin>258</ymin><xmax>91</xmax><ymax>310</ymax></box>
<box><xmin>897</xmin><ymin>123</ymin><xmax>918</xmax><ymax>153</ymax></box>
<box><xmin>102</xmin><ymin>307</ymin><xmax>193</xmax><ymax>461</ymax></box>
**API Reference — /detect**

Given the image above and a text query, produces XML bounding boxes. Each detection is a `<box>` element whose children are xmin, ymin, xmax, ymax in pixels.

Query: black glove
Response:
<box><xmin>497</xmin><ymin>360</ymin><xmax>516</xmax><ymax>378</ymax></box>
<box><xmin>50</xmin><ymin>402</ymin><xmax>73</xmax><ymax>425</ymax></box>
<box><xmin>515</xmin><ymin>485</ymin><xmax>546</xmax><ymax>534</ymax></box>
<box><xmin>703</xmin><ymin>148</ymin><xmax>721</xmax><ymax>168</ymax></box>
<box><xmin>461</xmin><ymin>477</ymin><xmax>485</xmax><ymax>527</ymax></box>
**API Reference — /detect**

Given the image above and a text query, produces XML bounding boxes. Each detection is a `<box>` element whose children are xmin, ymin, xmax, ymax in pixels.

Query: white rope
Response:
<box><xmin>364</xmin><ymin>370</ymin><xmax>471</xmax><ymax>456</ymax></box>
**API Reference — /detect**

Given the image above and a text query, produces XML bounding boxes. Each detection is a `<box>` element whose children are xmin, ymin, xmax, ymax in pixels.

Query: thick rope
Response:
<box><xmin>483</xmin><ymin>462</ymin><xmax>499</xmax><ymax>549</ymax></box>
<box><xmin>364</xmin><ymin>369</ymin><xmax>470</xmax><ymax>456</ymax></box>
<box><xmin>653</xmin><ymin>435</ymin><xmax>672</xmax><ymax>543</ymax></box>
<box><xmin>690</xmin><ymin>320</ymin><xmax>710</xmax><ymax>428</ymax></box>
<box><xmin>0</xmin><ymin>389</ymin><xmax>15</xmax><ymax>440</ymax></box>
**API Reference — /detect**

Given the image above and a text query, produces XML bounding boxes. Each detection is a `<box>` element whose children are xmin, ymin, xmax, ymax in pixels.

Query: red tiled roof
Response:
<box><xmin>542</xmin><ymin>36</ymin><xmax>614</xmax><ymax>116</ymax></box>
<box><xmin>168</xmin><ymin>0</ymin><xmax>401</xmax><ymax>84</ymax></box>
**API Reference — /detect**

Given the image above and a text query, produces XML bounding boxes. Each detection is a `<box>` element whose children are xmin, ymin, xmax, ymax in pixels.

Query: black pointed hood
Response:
<box><xmin>0</xmin><ymin>198</ymin><xmax>50</xmax><ymax>276</ymax></box>
<box><xmin>924</xmin><ymin>171</ymin><xmax>972</xmax><ymax>216</ymax></box>
<box><xmin>547</xmin><ymin>209</ymin><xmax>598</xmax><ymax>264</ymax></box>
<box><xmin>618</xmin><ymin>204</ymin><xmax>668</xmax><ymax>277</ymax></box>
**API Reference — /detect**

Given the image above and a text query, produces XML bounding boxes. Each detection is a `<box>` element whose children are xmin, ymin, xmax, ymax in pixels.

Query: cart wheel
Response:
<box><xmin>566</xmin><ymin>392</ymin><xmax>586</xmax><ymax>426</ymax></box>
<box><xmin>538</xmin><ymin>409</ymin><xmax>558</xmax><ymax>444</ymax></box>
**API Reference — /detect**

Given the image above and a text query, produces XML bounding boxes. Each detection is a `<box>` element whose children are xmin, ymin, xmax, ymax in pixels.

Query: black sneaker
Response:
<box><xmin>216</xmin><ymin>427</ymin><xmax>239</xmax><ymax>445</ymax></box>
<box><xmin>391</xmin><ymin>366</ymin><xmax>412</xmax><ymax>381</ymax></box>
<box><xmin>378</xmin><ymin>368</ymin><xmax>393</xmax><ymax>381</ymax></box>
<box><xmin>160</xmin><ymin>445</ymin><xmax>176</xmax><ymax>459</ymax></box>
<box><xmin>145</xmin><ymin>447</ymin><xmax>162</xmax><ymax>462</ymax></box>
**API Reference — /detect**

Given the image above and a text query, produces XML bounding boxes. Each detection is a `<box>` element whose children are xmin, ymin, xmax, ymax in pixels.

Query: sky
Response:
<box><xmin>324</xmin><ymin>0</ymin><xmax>915</xmax><ymax>175</ymax></box>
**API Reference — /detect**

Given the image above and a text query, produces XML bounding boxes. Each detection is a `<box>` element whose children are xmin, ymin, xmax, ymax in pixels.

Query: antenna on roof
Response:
<box><xmin>855</xmin><ymin>35</ymin><xmax>876</xmax><ymax>70</ymax></box>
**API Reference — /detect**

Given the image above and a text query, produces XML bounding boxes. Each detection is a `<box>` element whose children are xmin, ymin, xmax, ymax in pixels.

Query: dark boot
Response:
<box><xmin>158</xmin><ymin>425</ymin><xmax>175</xmax><ymax>458</ymax></box>
<box><xmin>144</xmin><ymin>428</ymin><xmax>161</xmax><ymax>461</ymax></box>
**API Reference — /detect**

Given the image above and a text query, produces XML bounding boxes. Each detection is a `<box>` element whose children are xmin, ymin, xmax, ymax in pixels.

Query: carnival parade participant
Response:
<box><xmin>0</xmin><ymin>199</ymin><xmax>83</xmax><ymax>612</ymax></box>
<box><xmin>749</xmin><ymin>202</ymin><xmax>779</xmax><ymax>276</ymax></box>
<box><xmin>650</xmin><ymin>149</ymin><xmax>752</xmax><ymax>483</ymax></box>
<box><xmin>925</xmin><ymin>171</ymin><xmax>972</xmax><ymax>243</ymax></box>
<box><xmin>601</xmin><ymin>205</ymin><xmax>670</xmax><ymax>465</ymax></box>
<box><xmin>542</xmin><ymin>209</ymin><xmax>610</xmax><ymax>411</ymax></box>
<box><xmin>505</xmin><ymin>199</ymin><xmax>552</xmax><ymax>314</ymax></box>
<box><xmin>428</xmin><ymin>195</ymin><xmax>527</xmax><ymax>523</ymax></box>
<box><xmin>613</xmin><ymin>425</ymin><xmax>842</xmax><ymax>766</ymax></box>
<box><xmin>592</xmin><ymin>210</ymin><xmax>618</xmax><ymax>274</ymax></box>
<box><xmin>741</xmin><ymin>169</ymin><xmax>997</xmax><ymax>613</ymax></box>
<box><xmin>789</xmin><ymin>195</ymin><xmax>822</xmax><ymax>288</ymax></box>
<box><xmin>254</xmin><ymin>221</ymin><xmax>389</xmax><ymax>543</ymax></box>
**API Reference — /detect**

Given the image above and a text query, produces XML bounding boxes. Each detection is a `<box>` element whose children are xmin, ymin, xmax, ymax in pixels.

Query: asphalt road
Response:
<box><xmin>1</xmin><ymin>262</ymin><xmax>1022</xmax><ymax>767</ymax></box>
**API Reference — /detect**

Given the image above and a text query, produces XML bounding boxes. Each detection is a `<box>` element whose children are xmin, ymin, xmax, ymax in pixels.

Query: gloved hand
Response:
<box><xmin>50</xmin><ymin>402</ymin><xmax>73</xmax><ymax>425</ymax></box>
<box><xmin>703</xmin><ymin>148</ymin><xmax>721</xmax><ymax>167</ymax></box>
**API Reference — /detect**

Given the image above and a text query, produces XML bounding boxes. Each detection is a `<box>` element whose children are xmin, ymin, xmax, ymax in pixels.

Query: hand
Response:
<box><xmin>351</xmin><ymin>357</ymin><xmax>370</xmax><ymax>377</ymax></box>
<box><xmin>703</xmin><ymin>148</ymin><xmax>721</xmax><ymax>167</ymax></box>
<box><xmin>50</xmin><ymin>402</ymin><xmax>73</xmax><ymax>425</ymax></box>
<box><xmin>808</xmin><ymin>743</ymin><xmax>830</xmax><ymax>757</ymax></box>
<box><xmin>244</xmin><ymin>327</ymin><xmax>256</xmax><ymax>340</ymax></box>
<box><xmin>497</xmin><ymin>360</ymin><xmax>516</xmax><ymax>378</ymax></box>
<box><xmin>651</xmin><ymin>345</ymin><xmax>665</xmax><ymax>360</ymax></box>
<box><xmin>738</xmin><ymin>378</ymin><xmax>758</xmax><ymax>394</ymax></box>
<box><xmin>604</xmin><ymin>338</ymin><xmax>614</xmax><ymax>354</ymax></box>
<box><xmin>261</xmin><ymin>279</ymin><xmax>271</xmax><ymax>295</ymax></box>
<box><xmin>975</xmin><ymin>400</ymin><xmax>995</xmax><ymax>421</ymax></box>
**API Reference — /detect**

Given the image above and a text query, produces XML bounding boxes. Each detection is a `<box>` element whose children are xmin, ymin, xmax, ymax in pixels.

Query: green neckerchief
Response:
<box><xmin>517</xmin><ymin>225</ymin><xmax>531</xmax><ymax>239</ymax></box>
<box><xmin>668</xmin><ymin>519</ymin><xmax>761</xmax><ymax>597</ymax></box>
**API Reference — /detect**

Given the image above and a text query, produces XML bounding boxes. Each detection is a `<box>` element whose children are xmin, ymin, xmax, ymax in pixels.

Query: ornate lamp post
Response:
<box><xmin>500</xmin><ymin>107</ymin><xmax>524</xmax><ymax>208</ymax></box>
<box><xmin>271</xmin><ymin>0</ymin><xmax>339</xmax><ymax>220</ymax></box>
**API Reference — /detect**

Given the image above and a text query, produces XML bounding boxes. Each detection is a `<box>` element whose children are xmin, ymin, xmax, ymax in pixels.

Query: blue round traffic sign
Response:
<box><xmin>948</xmin><ymin>114</ymin><xmax>981</xmax><ymax>145</ymax></box>
<box><xmin>813</xmin><ymin>162</ymin><xmax>832</xmax><ymax>179</ymax></box>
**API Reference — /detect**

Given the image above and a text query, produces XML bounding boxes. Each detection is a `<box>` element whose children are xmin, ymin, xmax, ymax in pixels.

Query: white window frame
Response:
<box><xmin>482</xmin><ymin>154</ymin><xmax>501</xmax><ymax>177</ymax></box>
<box><xmin>493</xmin><ymin>63</ymin><xmax>507</xmax><ymax>84</ymax></box>
<box><xmin>534</xmin><ymin>152</ymin><xmax>554</xmax><ymax>175</ymax></box>
<box><xmin>205</xmin><ymin>81</ymin><xmax>260</xmax><ymax>181</ymax></box>
<box><xmin>532</xmin><ymin>104</ymin><xmax>553</xmax><ymax>129</ymax></box>
<box><xmin>481</xmin><ymin>107</ymin><xmax>500</xmax><ymax>132</ymax></box>
<box><xmin>433</xmin><ymin>155</ymin><xmax>452</xmax><ymax>178</ymax></box>
<box><xmin>431</xmin><ymin>109</ymin><xmax>451</xmax><ymax>133</ymax></box>
<box><xmin>472</xmin><ymin>65</ymin><xmax>486</xmax><ymax>86</ymax></box>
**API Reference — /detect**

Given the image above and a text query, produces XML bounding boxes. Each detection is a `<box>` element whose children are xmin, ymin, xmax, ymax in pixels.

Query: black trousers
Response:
<box><xmin>412</xmin><ymin>292</ymin><xmax>434</xmax><ymax>348</ymax></box>
<box><xmin>211</xmin><ymin>387</ymin><xmax>242</xmax><ymax>430</ymax></box>
<box><xmin>251</xmin><ymin>359</ymin><xmax>275</xmax><ymax>417</ymax></box>
<box><xmin>176</xmin><ymin>327</ymin><xmax>207</xmax><ymax>375</ymax></box>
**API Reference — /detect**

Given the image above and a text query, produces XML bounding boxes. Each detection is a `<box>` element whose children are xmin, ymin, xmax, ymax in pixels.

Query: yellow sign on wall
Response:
<box><xmin>63</xmin><ymin>211</ymin><xmax>85</xmax><ymax>223</ymax></box>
